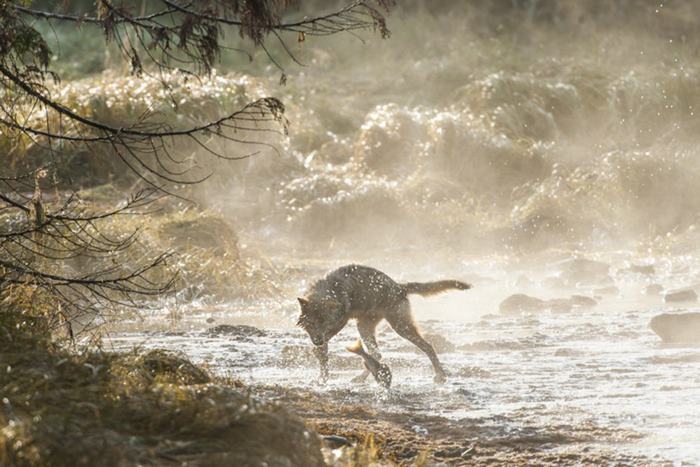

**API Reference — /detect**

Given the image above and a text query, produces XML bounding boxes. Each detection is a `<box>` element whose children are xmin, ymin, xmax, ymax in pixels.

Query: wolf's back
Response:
<box><xmin>402</xmin><ymin>280</ymin><xmax>471</xmax><ymax>296</ymax></box>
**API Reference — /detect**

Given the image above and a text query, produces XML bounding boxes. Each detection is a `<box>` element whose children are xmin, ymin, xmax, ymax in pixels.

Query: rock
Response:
<box><xmin>664</xmin><ymin>289</ymin><xmax>698</xmax><ymax>303</ymax></box>
<box><xmin>206</xmin><ymin>317</ymin><xmax>216</xmax><ymax>324</ymax></box>
<box><xmin>569</xmin><ymin>295</ymin><xmax>597</xmax><ymax>308</ymax></box>
<box><xmin>645</xmin><ymin>284</ymin><xmax>664</xmax><ymax>295</ymax></box>
<box><xmin>454</xmin><ymin>366</ymin><xmax>492</xmax><ymax>378</ymax></box>
<box><xmin>649</xmin><ymin>312</ymin><xmax>700</xmax><ymax>343</ymax></box>
<box><xmin>546</xmin><ymin>295</ymin><xmax>596</xmax><ymax>313</ymax></box>
<box><xmin>499</xmin><ymin>294</ymin><xmax>547</xmax><ymax>315</ymax></box>
<box><xmin>423</xmin><ymin>333</ymin><xmax>456</xmax><ymax>353</ymax></box>
<box><xmin>547</xmin><ymin>299</ymin><xmax>572</xmax><ymax>313</ymax></box>
<box><xmin>206</xmin><ymin>324</ymin><xmax>267</xmax><ymax>338</ymax></box>
<box><xmin>322</xmin><ymin>435</ymin><xmax>352</xmax><ymax>449</ymax></box>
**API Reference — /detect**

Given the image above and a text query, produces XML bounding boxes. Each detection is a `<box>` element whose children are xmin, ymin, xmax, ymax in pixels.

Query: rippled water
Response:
<box><xmin>107</xmin><ymin>254</ymin><xmax>700</xmax><ymax>465</ymax></box>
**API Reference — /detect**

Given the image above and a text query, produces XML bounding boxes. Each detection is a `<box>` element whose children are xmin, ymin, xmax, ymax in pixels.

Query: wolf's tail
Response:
<box><xmin>402</xmin><ymin>280</ymin><xmax>471</xmax><ymax>296</ymax></box>
<box><xmin>347</xmin><ymin>340</ymin><xmax>365</xmax><ymax>355</ymax></box>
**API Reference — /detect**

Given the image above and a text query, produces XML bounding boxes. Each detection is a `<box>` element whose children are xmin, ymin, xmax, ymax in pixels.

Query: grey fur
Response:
<box><xmin>296</xmin><ymin>264</ymin><xmax>471</xmax><ymax>383</ymax></box>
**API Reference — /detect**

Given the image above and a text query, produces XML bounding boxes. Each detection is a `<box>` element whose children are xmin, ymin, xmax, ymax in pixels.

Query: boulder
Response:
<box><xmin>206</xmin><ymin>324</ymin><xmax>267</xmax><ymax>338</ymax></box>
<box><xmin>569</xmin><ymin>295</ymin><xmax>598</xmax><ymax>308</ymax></box>
<box><xmin>547</xmin><ymin>295</ymin><xmax>597</xmax><ymax>313</ymax></box>
<box><xmin>664</xmin><ymin>289</ymin><xmax>698</xmax><ymax>303</ymax></box>
<box><xmin>650</xmin><ymin>312</ymin><xmax>700</xmax><ymax>343</ymax></box>
<box><xmin>423</xmin><ymin>333</ymin><xmax>457</xmax><ymax>354</ymax></box>
<box><xmin>499</xmin><ymin>294</ymin><xmax>547</xmax><ymax>315</ymax></box>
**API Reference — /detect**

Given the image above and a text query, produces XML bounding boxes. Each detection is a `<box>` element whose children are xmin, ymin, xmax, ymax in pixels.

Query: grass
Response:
<box><xmin>0</xmin><ymin>303</ymin><xmax>324</xmax><ymax>466</ymax></box>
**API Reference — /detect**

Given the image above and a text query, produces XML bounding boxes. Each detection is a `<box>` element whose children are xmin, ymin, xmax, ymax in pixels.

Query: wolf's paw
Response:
<box><xmin>433</xmin><ymin>373</ymin><xmax>447</xmax><ymax>384</ymax></box>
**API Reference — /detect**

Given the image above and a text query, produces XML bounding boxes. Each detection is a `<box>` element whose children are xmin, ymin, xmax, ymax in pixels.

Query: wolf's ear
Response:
<box><xmin>297</xmin><ymin>297</ymin><xmax>310</xmax><ymax>308</ymax></box>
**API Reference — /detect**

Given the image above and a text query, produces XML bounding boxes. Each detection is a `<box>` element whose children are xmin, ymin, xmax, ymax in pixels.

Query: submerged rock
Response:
<box><xmin>499</xmin><ymin>294</ymin><xmax>547</xmax><ymax>315</ymax></box>
<box><xmin>322</xmin><ymin>435</ymin><xmax>353</xmax><ymax>449</ymax></box>
<box><xmin>649</xmin><ymin>312</ymin><xmax>700</xmax><ymax>343</ymax></box>
<box><xmin>664</xmin><ymin>289</ymin><xmax>698</xmax><ymax>303</ymax></box>
<box><xmin>645</xmin><ymin>284</ymin><xmax>664</xmax><ymax>295</ymax></box>
<box><xmin>569</xmin><ymin>295</ymin><xmax>598</xmax><ymax>308</ymax></box>
<box><xmin>206</xmin><ymin>324</ymin><xmax>267</xmax><ymax>338</ymax></box>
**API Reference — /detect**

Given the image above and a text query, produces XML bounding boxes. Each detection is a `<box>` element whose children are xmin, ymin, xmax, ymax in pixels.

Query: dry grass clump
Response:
<box><xmin>4</xmin><ymin>70</ymin><xmax>272</xmax><ymax>185</ymax></box>
<box><xmin>0</xmin><ymin>304</ymin><xmax>324</xmax><ymax>466</ymax></box>
<box><xmin>76</xmin><ymin>200</ymin><xmax>282</xmax><ymax>303</ymax></box>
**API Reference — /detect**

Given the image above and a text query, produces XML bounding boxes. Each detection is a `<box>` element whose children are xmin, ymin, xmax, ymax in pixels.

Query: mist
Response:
<box><xmin>4</xmin><ymin>1</ymin><xmax>700</xmax><ymax>465</ymax></box>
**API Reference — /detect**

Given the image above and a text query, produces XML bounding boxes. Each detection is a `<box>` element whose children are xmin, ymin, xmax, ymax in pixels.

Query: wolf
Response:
<box><xmin>296</xmin><ymin>264</ymin><xmax>471</xmax><ymax>383</ymax></box>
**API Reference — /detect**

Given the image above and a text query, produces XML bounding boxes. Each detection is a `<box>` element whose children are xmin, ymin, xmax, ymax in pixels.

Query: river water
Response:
<box><xmin>106</xmin><ymin>252</ymin><xmax>700</xmax><ymax>465</ymax></box>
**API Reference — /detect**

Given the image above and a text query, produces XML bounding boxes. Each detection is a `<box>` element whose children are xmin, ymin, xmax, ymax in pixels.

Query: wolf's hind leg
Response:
<box><xmin>387</xmin><ymin>299</ymin><xmax>447</xmax><ymax>383</ymax></box>
<box><xmin>351</xmin><ymin>319</ymin><xmax>381</xmax><ymax>383</ymax></box>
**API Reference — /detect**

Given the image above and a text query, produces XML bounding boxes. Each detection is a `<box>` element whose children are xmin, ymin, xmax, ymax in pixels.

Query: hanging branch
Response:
<box><xmin>0</xmin><ymin>0</ymin><xmax>392</xmax><ymax>334</ymax></box>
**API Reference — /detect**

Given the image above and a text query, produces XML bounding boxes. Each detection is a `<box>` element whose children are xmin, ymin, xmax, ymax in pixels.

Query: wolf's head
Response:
<box><xmin>296</xmin><ymin>296</ymin><xmax>345</xmax><ymax>346</ymax></box>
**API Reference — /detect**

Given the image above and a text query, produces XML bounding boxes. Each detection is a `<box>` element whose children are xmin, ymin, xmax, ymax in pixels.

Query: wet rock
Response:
<box><xmin>205</xmin><ymin>317</ymin><xmax>216</xmax><ymax>324</ymax></box>
<box><xmin>454</xmin><ymin>366</ymin><xmax>492</xmax><ymax>378</ymax></box>
<box><xmin>205</xmin><ymin>324</ymin><xmax>267</xmax><ymax>338</ymax></box>
<box><xmin>649</xmin><ymin>312</ymin><xmax>700</xmax><ymax>343</ymax></box>
<box><xmin>664</xmin><ymin>289</ymin><xmax>698</xmax><ymax>303</ymax></box>
<box><xmin>434</xmin><ymin>445</ymin><xmax>467</xmax><ymax>458</ymax></box>
<box><xmin>322</xmin><ymin>435</ymin><xmax>352</xmax><ymax>449</ymax></box>
<box><xmin>645</xmin><ymin>283</ymin><xmax>664</xmax><ymax>295</ymax></box>
<box><xmin>547</xmin><ymin>299</ymin><xmax>573</xmax><ymax>313</ymax></box>
<box><xmin>558</xmin><ymin>258</ymin><xmax>611</xmax><ymax>285</ymax></box>
<box><xmin>499</xmin><ymin>294</ymin><xmax>547</xmax><ymax>315</ymax></box>
<box><xmin>423</xmin><ymin>333</ymin><xmax>456</xmax><ymax>353</ymax></box>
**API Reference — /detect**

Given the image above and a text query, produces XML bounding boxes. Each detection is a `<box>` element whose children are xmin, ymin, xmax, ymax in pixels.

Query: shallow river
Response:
<box><xmin>106</xmin><ymin>256</ymin><xmax>700</xmax><ymax>465</ymax></box>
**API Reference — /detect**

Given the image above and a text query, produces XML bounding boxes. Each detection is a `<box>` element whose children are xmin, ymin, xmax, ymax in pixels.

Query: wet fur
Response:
<box><xmin>297</xmin><ymin>264</ymin><xmax>471</xmax><ymax>383</ymax></box>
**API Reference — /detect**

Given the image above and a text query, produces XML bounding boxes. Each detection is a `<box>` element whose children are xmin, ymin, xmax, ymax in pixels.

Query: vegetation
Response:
<box><xmin>0</xmin><ymin>0</ymin><xmax>392</xmax><ymax>333</ymax></box>
<box><xmin>0</xmin><ymin>304</ymin><xmax>325</xmax><ymax>466</ymax></box>
<box><xmin>1</xmin><ymin>2</ymin><xmax>394</xmax><ymax>465</ymax></box>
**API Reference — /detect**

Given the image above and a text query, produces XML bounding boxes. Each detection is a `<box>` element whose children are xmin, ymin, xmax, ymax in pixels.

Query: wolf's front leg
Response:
<box><xmin>313</xmin><ymin>343</ymin><xmax>329</xmax><ymax>383</ymax></box>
